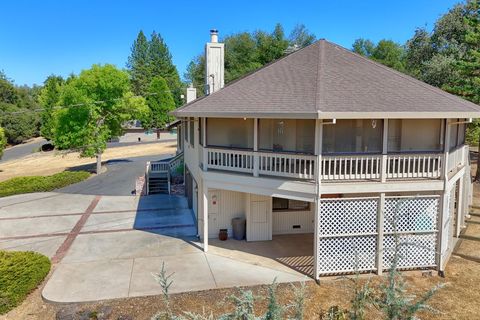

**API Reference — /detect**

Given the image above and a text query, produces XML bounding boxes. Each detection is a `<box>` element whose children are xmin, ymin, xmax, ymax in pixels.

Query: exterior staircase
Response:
<box><xmin>146</xmin><ymin>153</ymin><xmax>183</xmax><ymax>195</ymax></box>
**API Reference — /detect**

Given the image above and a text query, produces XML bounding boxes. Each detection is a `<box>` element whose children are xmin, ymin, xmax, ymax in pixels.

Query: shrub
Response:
<box><xmin>0</xmin><ymin>251</ymin><xmax>51</xmax><ymax>314</ymax></box>
<box><xmin>0</xmin><ymin>171</ymin><xmax>90</xmax><ymax>197</ymax></box>
<box><xmin>1</xmin><ymin>112</ymin><xmax>40</xmax><ymax>144</ymax></box>
<box><xmin>0</xmin><ymin>127</ymin><xmax>6</xmax><ymax>159</ymax></box>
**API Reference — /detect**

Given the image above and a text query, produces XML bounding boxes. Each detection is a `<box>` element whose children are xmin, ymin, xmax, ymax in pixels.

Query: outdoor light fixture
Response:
<box><xmin>371</xmin><ymin>119</ymin><xmax>377</xmax><ymax>129</ymax></box>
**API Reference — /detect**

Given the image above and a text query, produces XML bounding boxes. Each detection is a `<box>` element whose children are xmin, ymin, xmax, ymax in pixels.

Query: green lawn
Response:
<box><xmin>0</xmin><ymin>171</ymin><xmax>91</xmax><ymax>197</ymax></box>
<box><xmin>0</xmin><ymin>251</ymin><xmax>51</xmax><ymax>314</ymax></box>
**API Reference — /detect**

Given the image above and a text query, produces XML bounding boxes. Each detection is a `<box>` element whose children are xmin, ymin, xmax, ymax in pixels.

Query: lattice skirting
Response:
<box><xmin>317</xmin><ymin>196</ymin><xmax>439</xmax><ymax>276</ymax></box>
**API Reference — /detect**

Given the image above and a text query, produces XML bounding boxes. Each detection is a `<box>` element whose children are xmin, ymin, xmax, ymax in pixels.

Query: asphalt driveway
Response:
<box><xmin>0</xmin><ymin>192</ymin><xmax>308</xmax><ymax>303</ymax></box>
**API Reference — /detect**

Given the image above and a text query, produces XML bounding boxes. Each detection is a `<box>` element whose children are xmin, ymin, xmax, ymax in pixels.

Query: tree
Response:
<box><xmin>39</xmin><ymin>75</ymin><xmax>64</xmax><ymax>141</ymax></box>
<box><xmin>0</xmin><ymin>71</ymin><xmax>18</xmax><ymax>105</ymax></box>
<box><xmin>145</xmin><ymin>76</ymin><xmax>175</xmax><ymax>138</ymax></box>
<box><xmin>444</xmin><ymin>0</ymin><xmax>480</xmax><ymax>180</ymax></box>
<box><xmin>255</xmin><ymin>23</ymin><xmax>289</xmax><ymax>65</ymax></box>
<box><xmin>1</xmin><ymin>112</ymin><xmax>39</xmax><ymax>144</ymax></box>
<box><xmin>54</xmin><ymin>64</ymin><xmax>148</xmax><ymax>174</ymax></box>
<box><xmin>405</xmin><ymin>28</ymin><xmax>435</xmax><ymax>77</ymax></box>
<box><xmin>289</xmin><ymin>24</ymin><xmax>316</xmax><ymax>48</ymax></box>
<box><xmin>148</xmin><ymin>31</ymin><xmax>183</xmax><ymax>106</ymax></box>
<box><xmin>225</xmin><ymin>32</ymin><xmax>262</xmax><ymax>82</ymax></box>
<box><xmin>126</xmin><ymin>30</ymin><xmax>150</xmax><ymax>96</ymax></box>
<box><xmin>0</xmin><ymin>127</ymin><xmax>6</xmax><ymax>159</ymax></box>
<box><xmin>352</xmin><ymin>38</ymin><xmax>375</xmax><ymax>57</ymax></box>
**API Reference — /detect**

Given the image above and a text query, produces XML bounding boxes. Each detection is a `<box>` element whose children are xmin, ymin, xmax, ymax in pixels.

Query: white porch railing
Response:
<box><xmin>202</xmin><ymin>147</ymin><xmax>460</xmax><ymax>182</ymax></box>
<box><xmin>206</xmin><ymin>148</ymin><xmax>254</xmax><ymax>173</ymax></box>
<box><xmin>386</xmin><ymin>153</ymin><xmax>442</xmax><ymax>179</ymax></box>
<box><xmin>258</xmin><ymin>152</ymin><xmax>316</xmax><ymax>179</ymax></box>
<box><xmin>447</xmin><ymin>145</ymin><xmax>466</xmax><ymax>173</ymax></box>
<box><xmin>320</xmin><ymin>154</ymin><xmax>381</xmax><ymax>181</ymax></box>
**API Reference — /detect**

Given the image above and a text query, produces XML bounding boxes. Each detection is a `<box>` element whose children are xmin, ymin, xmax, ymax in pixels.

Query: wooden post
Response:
<box><xmin>253</xmin><ymin>118</ymin><xmax>259</xmax><ymax>177</ymax></box>
<box><xmin>456</xmin><ymin>176</ymin><xmax>464</xmax><ymax>237</ymax></box>
<box><xmin>438</xmin><ymin>119</ymin><xmax>451</xmax><ymax>275</ymax></box>
<box><xmin>313</xmin><ymin>197</ymin><xmax>320</xmax><ymax>282</ymax></box>
<box><xmin>202</xmin><ymin>183</ymin><xmax>209</xmax><ymax>252</ymax></box>
<box><xmin>381</xmin><ymin>119</ymin><xmax>388</xmax><ymax>183</ymax></box>
<box><xmin>376</xmin><ymin>193</ymin><xmax>385</xmax><ymax>275</ymax></box>
<box><xmin>313</xmin><ymin>119</ymin><xmax>323</xmax><ymax>282</ymax></box>
<box><xmin>202</xmin><ymin>118</ymin><xmax>208</xmax><ymax>171</ymax></box>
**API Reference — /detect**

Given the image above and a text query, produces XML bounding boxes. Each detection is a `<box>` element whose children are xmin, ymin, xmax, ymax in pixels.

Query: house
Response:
<box><xmin>169</xmin><ymin>30</ymin><xmax>480</xmax><ymax>280</ymax></box>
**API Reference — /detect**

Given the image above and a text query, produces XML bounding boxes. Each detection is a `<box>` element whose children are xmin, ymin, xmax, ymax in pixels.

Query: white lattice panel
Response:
<box><xmin>384</xmin><ymin>197</ymin><xmax>439</xmax><ymax>233</ymax></box>
<box><xmin>319</xmin><ymin>198</ymin><xmax>378</xmax><ymax>235</ymax></box>
<box><xmin>317</xmin><ymin>198</ymin><xmax>378</xmax><ymax>275</ymax></box>
<box><xmin>318</xmin><ymin>236</ymin><xmax>377</xmax><ymax>274</ymax></box>
<box><xmin>383</xmin><ymin>234</ymin><xmax>436</xmax><ymax>269</ymax></box>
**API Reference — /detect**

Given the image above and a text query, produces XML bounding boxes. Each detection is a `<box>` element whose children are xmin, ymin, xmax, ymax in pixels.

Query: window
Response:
<box><xmin>322</xmin><ymin>119</ymin><xmax>383</xmax><ymax>154</ymax></box>
<box><xmin>388</xmin><ymin>119</ymin><xmax>442</xmax><ymax>153</ymax></box>
<box><xmin>259</xmin><ymin>119</ymin><xmax>315</xmax><ymax>154</ymax></box>
<box><xmin>272</xmin><ymin>197</ymin><xmax>310</xmax><ymax>211</ymax></box>
<box><xmin>189</xmin><ymin>118</ymin><xmax>194</xmax><ymax>147</ymax></box>
<box><xmin>207</xmin><ymin>118</ymin><xmax>254</xmax><ymax>149</ymax></box>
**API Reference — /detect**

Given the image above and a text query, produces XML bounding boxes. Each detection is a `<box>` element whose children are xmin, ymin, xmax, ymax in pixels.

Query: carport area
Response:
<box><xmin>0</xmin><ymin>192</ymin><xmax>308</xmax><ymax>303</ymax></box>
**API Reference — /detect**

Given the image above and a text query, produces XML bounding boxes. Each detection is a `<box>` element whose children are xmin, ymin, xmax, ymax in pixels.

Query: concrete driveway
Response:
<box><xmin>0</xmin><ymin>192</ymin><xmax>308</xmax><ymax>303</ymax></box>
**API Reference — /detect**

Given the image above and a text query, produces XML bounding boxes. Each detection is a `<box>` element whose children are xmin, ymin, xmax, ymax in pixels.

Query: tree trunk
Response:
<box><xmin>156</xmin><ymin>129</ymin><xmax>160</xmax><ymax>139</ymax></box>
<box><xmin>96</xmin><ymin>153</ymin><xmax>102</xmax><ymax>175</ymax></box>
<box><xmin>476</xmin><ymin>132</ymin><xmax>480</xmax><ymax>181</ymax></box>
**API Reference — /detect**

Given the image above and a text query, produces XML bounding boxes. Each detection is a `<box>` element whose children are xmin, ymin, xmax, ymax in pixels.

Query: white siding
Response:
<box><xmin>208</xmin><ymin>189</ymin><xmax>246</xmax><ymax>238</ymax></box>
<box><xmin>272</xmin><ymin>208</ymin><xmax>314</xmax><ymax>235</ymax></box>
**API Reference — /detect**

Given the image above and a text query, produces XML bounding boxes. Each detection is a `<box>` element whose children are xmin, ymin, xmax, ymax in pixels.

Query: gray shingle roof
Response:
<box><xmin>173</xmin><ymin>40</ymin><xmax>480</xmax><ymax>119</ymax></box>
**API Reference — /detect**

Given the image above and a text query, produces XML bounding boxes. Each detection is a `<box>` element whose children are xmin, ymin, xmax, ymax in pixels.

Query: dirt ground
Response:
<box><xmin>0</xmin><ymin>142</ymin><xmax>176</xmax><ymax>182</ymax></box>
<box><xmin>2</xmin><ymin>156</ymin><xmax>480</xmax><ymax>320</ymax></box>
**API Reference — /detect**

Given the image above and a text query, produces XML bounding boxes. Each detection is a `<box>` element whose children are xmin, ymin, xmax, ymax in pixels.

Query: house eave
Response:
<box><xmin>170</xmin><ymin>110</ymin><xmax>480</xmax><ymax>119</ymax></box>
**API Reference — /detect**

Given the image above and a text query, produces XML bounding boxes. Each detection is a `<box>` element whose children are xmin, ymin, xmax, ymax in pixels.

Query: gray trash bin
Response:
<box><xmin>232</xmin><ymin>217</ymin><xmax>246</xmax><ymax>240</ymax></box>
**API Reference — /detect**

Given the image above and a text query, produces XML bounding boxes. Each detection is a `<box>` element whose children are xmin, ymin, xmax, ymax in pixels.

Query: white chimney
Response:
<box><xmin>186</xmin><ymin>84</ymin><xmax>197</xmax><ymax>103</ymax></box>
<box><xmin>205</xmin><ymin>29</ymin><xmax>224</xmax><ymax>95</ymax></box>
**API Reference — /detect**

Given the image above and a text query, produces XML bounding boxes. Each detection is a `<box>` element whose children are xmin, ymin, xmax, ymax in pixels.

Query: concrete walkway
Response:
<box><xmin>0</xmin><ymin>192</ymin><xmax>309</xmax><ymax>303</ymax></box>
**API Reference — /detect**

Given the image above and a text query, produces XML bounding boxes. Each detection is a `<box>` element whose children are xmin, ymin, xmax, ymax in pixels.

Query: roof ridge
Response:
<box><xmin>323</xmin><ymin>40</ymin><xmax>480</xmax><ymax>111</ymax></box>
<box><xmin>315</xmin><ymin>40</ymin><xmax>325</xmax><ymax>113</ymax></box>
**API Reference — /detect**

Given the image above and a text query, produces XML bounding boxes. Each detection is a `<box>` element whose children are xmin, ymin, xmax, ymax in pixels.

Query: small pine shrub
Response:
<box><xmin>0</xmin><ymin>250</ymin><xmax>51</xmax><ymax>314</ymax></box>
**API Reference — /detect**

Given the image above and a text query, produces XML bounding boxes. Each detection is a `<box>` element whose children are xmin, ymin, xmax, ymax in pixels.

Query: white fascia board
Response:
<box><xmin>320</xmin><ymin>180</ymin><xmax>444</xmax><ymax>194</ymax></box>
<box><xmin>171</xmin><ymin>110</ymin><xmax>480</xmax><ymax>120</ymax></box>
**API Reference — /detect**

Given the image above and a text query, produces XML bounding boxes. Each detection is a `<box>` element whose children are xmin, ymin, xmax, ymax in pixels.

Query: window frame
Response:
<box><xmin>272</xmin><ymin>197</ymin><xmax>311</xmax><ymax>212</ymax></box>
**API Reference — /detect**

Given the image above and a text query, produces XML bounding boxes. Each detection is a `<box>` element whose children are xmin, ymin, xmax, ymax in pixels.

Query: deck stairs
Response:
<box><xmin>146</xmin><ymin>152</ymin><xmax>183</xmax><ymax>195</ymax></box>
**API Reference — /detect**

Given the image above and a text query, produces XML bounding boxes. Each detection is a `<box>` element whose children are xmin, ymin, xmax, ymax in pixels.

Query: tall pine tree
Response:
<box><xmin>148</xmin><ymin>31</ymin><xmax>182</xmax><ymax>106</ymax></box>
<box><xmin>445</xmin><ymin>0</ymin><xmax>480</xmax><ymax>179</ymax></box>
<box><xmin>127</xmin><ymin>30</ymin><xmax>150</xmax><ymax>96</ymax></box>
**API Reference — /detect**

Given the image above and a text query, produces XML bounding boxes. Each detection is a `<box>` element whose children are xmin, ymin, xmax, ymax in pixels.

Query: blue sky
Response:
<box><xmin>0</xmin><ymin>0</ymin><xmax>461</xmax><ymax>86</ymax></box>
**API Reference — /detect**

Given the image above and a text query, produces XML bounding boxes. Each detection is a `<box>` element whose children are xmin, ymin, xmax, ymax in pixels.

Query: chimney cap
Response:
<box><xmin>210</xmin><ymin>29</ymin><xmax>218</xmax><ymax>34</ymax></box>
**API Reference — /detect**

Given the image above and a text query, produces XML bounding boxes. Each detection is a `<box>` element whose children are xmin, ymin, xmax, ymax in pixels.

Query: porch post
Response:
<box><xmin>438</xmin><ymin>119</ymin><xmax>451</xmax><ymax>275</ymax></box>
<box><xmin>313</xmin><ymin>119</ymin><xmax>322</xmax><ymax>282</ymax></box>
<box><xmin>202</xmin><ymin>182</ymin><xmax>209</xmax><ymax>252</ymax></box>
<box><xmin>456</xmin><ymin>175</ymin><xmax>464</xmax><ymax>237</ymax></box>
<box><xmin>376</xmin><ymin>193</ymin><xmax>385</xmax><ymax>275</ymax></box>
<box><xmin>253</xmin><ymin>118</ymin><xmax>259</xmax><ymax>177</ymax></box>
<box><xmin>313</xmin><ymin>198</ymin><xmax>320</xmax><ymax>281</ymax></box>
<box><xmin>202</xmin><ymin>118</ymin><xmax>208</xmax><ymax>171</ymax></box>
<box><xmin>381</xmin><ymin>119</ymin><xmax>388</xmax><ymax>183</ymax></box>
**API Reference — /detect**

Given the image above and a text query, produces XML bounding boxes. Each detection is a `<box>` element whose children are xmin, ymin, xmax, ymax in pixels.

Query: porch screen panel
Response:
<box><xmin>383</xmin><ymin>196</ymin><xmax>439</xmax><ymax>269</ymax></box>
<box><xmin>317</xmin><ymin>197</ymin><xmax>378</xmax><ymax>275</ymax></box>
<box><xmin>258</xmin><ymin>119</ymin><xmax>314</xmax><ymax>153</ymax></box>
<box><xmin>322</xmin><ymin>119</ymin><xmax>382</xmax><ymax>154</ymax></box>
<box><xmin>388</xmin><ymin>119</ymin><xmax>442</xmax><ymax>152</ymax></box>
<box><xmin>207</xmin><ymin>118</ymin><xmax>254</xmax><ymax>149</ymax></box>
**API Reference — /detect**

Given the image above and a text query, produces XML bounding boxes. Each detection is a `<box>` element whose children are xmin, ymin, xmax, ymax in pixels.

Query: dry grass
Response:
<box><xmin>0</xmin><ymin>142</ymin><xmax>176</xmax><ymax>182</ymax></box>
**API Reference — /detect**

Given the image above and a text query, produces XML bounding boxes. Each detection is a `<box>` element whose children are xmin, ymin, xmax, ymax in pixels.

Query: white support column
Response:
<box><xmin>376</xmin><ymin>193</ymin><xmax>385</xmax><ymax>275</ymax></box>
<box><xmin>253</xmin><ymin>118</ymin><xmax>259</xmax><ymax>177</ymax></box>
<box><xmin>313</xmin><ymin>119</ymin><xmax>322</xmax><ymax>282</ymax></box>
<box><xmin>313</xmin><ymin>198</ymin><xmax>320</xmax><ymax>281</ymax></box>
<box><xmin>438</xmin><ymin>119</ymin><xmax>451</xmax><ymax>275</ymax></box>
<box><xmin>442</xmin><ymin>119</ymin><xmax>451</xmax><ymax>181</ymax></box>
<box><xmin>202</xmin><ymin>118</ymin><xmax>207</xmax><ymax>171</ymax></box>
<box><xmin>202</xmin><ymin>183</ymin><xmax>209</xmax><ymax>252</ymax></box>
<box><xmin>381</xmin><ymin>119</ymin><xmax>389</xmax><ymax>183</ymax></box>
<box><xmin>438</xmin><ymin>190</ymin><xmax>450</xmax><ymax>274</ymax></box>
<box><xmin>456</xmin><ymin>176</ymin><xmax>464</xmax><ymax>237</ymax></box>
